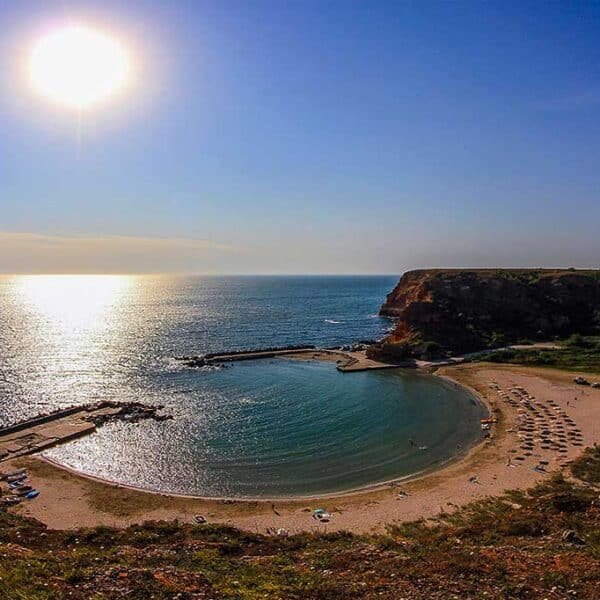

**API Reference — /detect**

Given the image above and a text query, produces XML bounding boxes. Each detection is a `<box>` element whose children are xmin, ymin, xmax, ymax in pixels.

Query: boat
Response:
<box><xmin>313</xmin><ymin>508</ymin><xmax>332</xmax><ymax>522</ymax></box>
<box><xmin>25</xmin><ymin>490</ymin><xmax>40</xmax><ymax>500</ymax></box>
<box><xmin>0</xmin><ymin>468</ymin><xmax>27</xmax><ymax>481</ymax></box>
<box><xmin>9</xmin><ymin>480</ymin><xmax>29</xmax><ymax>489</ymax></box>
<box><xmin>6</xmin><ymin>473</ymin><xmax>28</xmax><ymax>484</ymax></box>
<box><xmin>14</xmin><ymin>485</ymin><xmax>34</xmax><ymax>496</ymax></box>
<box><xmin>1</xmin><ymin>495</ymin><xmax>21</xmax><ymax>506</ymax></box>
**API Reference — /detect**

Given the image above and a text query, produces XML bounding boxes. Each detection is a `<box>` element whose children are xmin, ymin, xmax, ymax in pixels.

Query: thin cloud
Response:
<box><xmin>0</xmin><ymin>231</ymin><xmax>234</xmax><ymax>274</ymax></box>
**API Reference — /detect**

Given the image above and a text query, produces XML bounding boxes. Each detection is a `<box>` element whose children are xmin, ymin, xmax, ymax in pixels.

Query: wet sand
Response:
<box><xmin>5</xmin><ymin>363</ymin><xmax>599</xmax><ymax>534</ymax></box>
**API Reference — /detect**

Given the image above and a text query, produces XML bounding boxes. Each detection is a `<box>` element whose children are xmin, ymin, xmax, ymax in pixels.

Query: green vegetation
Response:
<box><xmin>571</xmin><ymin>445</ymin><xmax>600</xmax><ymax>485</ymax></box>
<box><xmin>469</xmin><ymin>335</ymin><xmax>600</xmax><ymax>374</ymax></box>
<box><xmin>1</xmin><ymin>452</ymin><xmax>600</xmax><ymax>598</ymax></box>
<box><xmin>377</xmin><ymin>269</ymin><xmax>600</xmax><ymax>359</ymax></box>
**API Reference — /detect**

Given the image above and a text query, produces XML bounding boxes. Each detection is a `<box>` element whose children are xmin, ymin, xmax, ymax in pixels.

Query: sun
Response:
<box><xmin>29</xmin><ymin>25</ymin><xmax>131</xmax><ymax>110</ymax></box>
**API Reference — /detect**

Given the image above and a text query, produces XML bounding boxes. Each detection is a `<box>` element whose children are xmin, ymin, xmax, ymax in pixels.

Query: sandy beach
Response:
<box><xmin>5</xmin><ymin>362</ymin><xmax>600</xmax><ymax>534</ymax></box>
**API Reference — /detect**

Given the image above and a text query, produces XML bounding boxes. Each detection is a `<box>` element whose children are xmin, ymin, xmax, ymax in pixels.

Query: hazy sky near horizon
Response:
<box><xmin>1</xmin><ymin>0</ymin><xmax>600</xmax><ymax>274</ymax></box>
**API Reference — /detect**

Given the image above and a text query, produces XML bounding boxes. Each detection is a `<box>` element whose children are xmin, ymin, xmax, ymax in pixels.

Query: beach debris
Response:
<box><xmin>276</xmin><ymin>528</ymin><xmax>289</xmax><ymax>537</ymax></box>
<box><xmin>591</xmin><ymin>382</ymin><xmax>600</xmax><ymax>389</ymax></box>
<box><xmin>468</xmin><ymin>476</ymin><xmax>479</xmax><ymax>484</ymax></box>
<box><xmin>396</xmin><ymin>490</ymin><xmax>409</xmax><ymax>499</ymax></box>
<box><xmin>573</xmin><ymin>377</ymin><xmax>590</xmax><ymax>386</ymax></box>
<box><xmin>192</xmin><ymin>514</ymin><xmax>206</xmax><ymax>525</ymax></box>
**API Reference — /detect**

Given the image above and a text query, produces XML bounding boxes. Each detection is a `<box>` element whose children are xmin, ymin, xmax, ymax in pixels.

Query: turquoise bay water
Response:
<box><xmin>0</xmin><ymin>275</ymin><xmax>484</xmax><ymax>497</ymax></box>
<box><xmin>45</xmin><ymin>359</ymin><xmax>484</xmax><ymax>497</ymax></box>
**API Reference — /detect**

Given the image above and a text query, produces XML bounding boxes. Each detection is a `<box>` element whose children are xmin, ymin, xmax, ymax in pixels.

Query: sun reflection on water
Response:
<box><xmin>16</xmin><ymin>274</ymin><xmax>134</xmax><ymax>328</ymax></box>
<box><xmin>0</xmin><ymin>275</ymin><xmax>488</xmax><ymax>497</ymax></box>
<box><xmin>1</xmin><ymin>275</ymin><xmax>139</xmax><ymax>418</ymax></box>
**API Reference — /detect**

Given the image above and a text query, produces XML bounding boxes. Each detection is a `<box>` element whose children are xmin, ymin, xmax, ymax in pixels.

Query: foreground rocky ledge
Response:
<box><xmin>1</xmin><ymin>443</ymin><xmax>598</xmax><ymax>598</ymax></box>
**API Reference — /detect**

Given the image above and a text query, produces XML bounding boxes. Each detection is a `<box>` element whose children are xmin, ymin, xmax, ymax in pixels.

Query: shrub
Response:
<box><xmin>571</xmin><ymin>445</ymin><xmax>600</xmax><ymax>484</ymax></box>
<box><xmin>420</xmin><ymin>340</ymin><xmax>443</xmax><ymax>358</ymax></box>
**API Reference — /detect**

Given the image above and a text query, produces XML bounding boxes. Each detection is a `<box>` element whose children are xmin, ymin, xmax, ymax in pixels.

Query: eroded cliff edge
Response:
<box><xmin>368</xmin><ymin>269</ymin><xmax>600</xmax><ymax>360</ymax></box>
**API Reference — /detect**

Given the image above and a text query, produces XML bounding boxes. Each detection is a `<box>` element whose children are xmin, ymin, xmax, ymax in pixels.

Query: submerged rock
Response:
<box><xmin>178</xmin><ymin>355</ymin><xmax>208</xmax><ymax>368</ymax></box>
<box><xmin>86</xmin><ymin>402</ymin><xmax>173</xmax><ymax>426</ymax></box>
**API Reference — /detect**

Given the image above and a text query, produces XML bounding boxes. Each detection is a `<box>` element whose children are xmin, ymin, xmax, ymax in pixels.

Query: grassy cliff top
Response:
<box><xmin>402</xmin><ymin>268</ymin><xmax>600</xmax><ymax>278</ymax></box>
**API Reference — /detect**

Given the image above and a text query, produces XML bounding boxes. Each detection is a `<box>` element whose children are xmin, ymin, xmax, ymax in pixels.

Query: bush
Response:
<box><xmin>367</xmin><ymin>341</ymin><xmax>414</xmax><ymax>362</ymax></box>
<box><xmin>571</xmin><ymin>445</ymin><xmax>600</xmax><ymax>484</ymax></box>
<box><xmin>419</xmin><ymin>341</ymin><xmax>443</xmax><ymax>358</ymax></box>
<box><xmin>566</xmin><ymin>334</ymin><xmax>590</xmax><ymax>348</ymax></box>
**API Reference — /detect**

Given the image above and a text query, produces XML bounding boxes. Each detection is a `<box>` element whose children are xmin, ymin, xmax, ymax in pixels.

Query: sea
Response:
<box><xmin>0</xmin><ymin>275</ymin><xmax>485</xmax><ymax>497</ymax></box>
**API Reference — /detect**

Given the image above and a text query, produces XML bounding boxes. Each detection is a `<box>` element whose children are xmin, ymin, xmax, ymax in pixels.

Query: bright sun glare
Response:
<box><xmin>29</xmin><ymin>25</ymin><xmax>130</xmax><ymax>110</ymax></box>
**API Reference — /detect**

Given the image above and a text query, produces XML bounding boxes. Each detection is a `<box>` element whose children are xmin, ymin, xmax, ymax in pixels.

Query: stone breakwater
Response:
<box><xmin>0</xmin><ymin>402</ymin><xmax>171</xmax><ymax>463</ymax></box>
<box><xmin>178</xmin><ymin>345</ymin><xmax>317</xmax><ymax>367</ymax></box>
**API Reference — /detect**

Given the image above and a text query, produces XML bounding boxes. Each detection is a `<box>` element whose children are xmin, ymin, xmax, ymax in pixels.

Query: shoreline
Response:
<box><xmin>39</xmin><ymin>427</ymin><xmax>481</xmax><ymax>504</ymax></box>
<box><xmin>36</xmin><ymin>357</ymin><xmax>490</xmax><ymax>503</ymax></box>
<box><xmin>7</xmin><ymin>362</ymin><xmax>600</xmax><ymax>533</ymax></box>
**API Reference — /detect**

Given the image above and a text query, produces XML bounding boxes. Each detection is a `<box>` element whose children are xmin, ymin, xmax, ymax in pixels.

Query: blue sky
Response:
<box><xmin>1</xmin><ymin>0</ymin><xmax>599</xmax><ymax>273</ymax></box>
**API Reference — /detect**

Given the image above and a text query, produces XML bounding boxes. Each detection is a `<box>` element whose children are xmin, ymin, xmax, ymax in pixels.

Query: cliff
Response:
<box><xmin>370</xmin><ymin>269</ymin><xmax>600</xmax><ymax>359</ymax></box>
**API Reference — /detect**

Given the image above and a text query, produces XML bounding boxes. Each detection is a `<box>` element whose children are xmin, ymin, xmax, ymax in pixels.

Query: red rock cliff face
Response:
<box><xmin>371</xmin><ymin>269</ymin><xmax>600</xmax><ymax>359</ymax></box>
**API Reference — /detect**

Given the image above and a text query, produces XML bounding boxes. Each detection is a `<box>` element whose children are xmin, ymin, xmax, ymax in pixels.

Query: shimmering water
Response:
<box><xmin>0</xmin><ymin>275</ymin><xmax>485</xmax><ymax>497</ymax></box>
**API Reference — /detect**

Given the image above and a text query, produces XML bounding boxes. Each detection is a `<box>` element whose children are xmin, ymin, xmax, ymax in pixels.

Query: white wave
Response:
<box><xmin>324</xmin><ymin>319</ymin><xmax>342</xmax><ymax>324</ymax></box>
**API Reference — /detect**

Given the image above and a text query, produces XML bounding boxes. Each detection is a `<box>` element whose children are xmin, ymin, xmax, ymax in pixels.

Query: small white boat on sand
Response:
<box><xmin>313</xmin><ymin>508</ymin><xmax>332</xmax><ymax>522</ymax></box>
